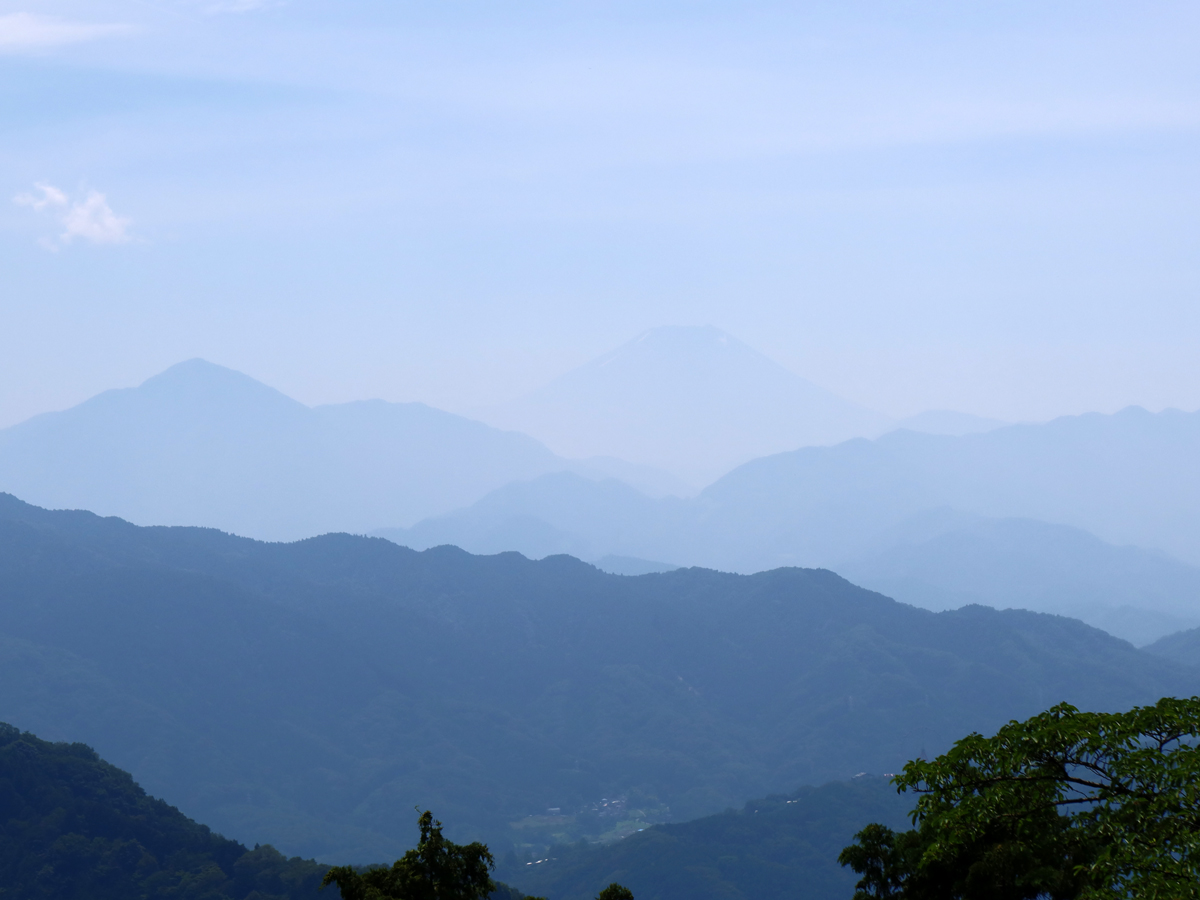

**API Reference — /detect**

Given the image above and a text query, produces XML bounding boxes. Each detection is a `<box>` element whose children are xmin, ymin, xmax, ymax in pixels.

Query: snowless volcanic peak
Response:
<box><xmin>488</xmin><ymin>325</ymin><xmax>891</xmax><ymax>484</ymax></box>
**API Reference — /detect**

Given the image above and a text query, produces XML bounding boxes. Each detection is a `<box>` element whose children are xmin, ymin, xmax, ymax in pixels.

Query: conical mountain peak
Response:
<box><xmin>136</xmin><ymin>359</ymin><xmax>308</xmax><ymax>411</ymax></box>
<box><xmin>486</xmin><ymin>326</ymin><xmax>891</xmax><ymax>483</ymax></box>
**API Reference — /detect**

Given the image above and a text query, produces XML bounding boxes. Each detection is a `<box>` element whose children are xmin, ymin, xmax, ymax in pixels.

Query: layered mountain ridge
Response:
<box><xmin>0</xmin><ymin>492</ymin><xmax>1194</xmax><ymax>865</ymax></box>
<box><xmin>381</xmin><ymin>404</ymin><xmax>1200</xmax><ymax>643</ymax></box>
<box><xmin>0</xmin><ymin>359</ymin><xmax>683</xmax><ymax>541</ymax></box>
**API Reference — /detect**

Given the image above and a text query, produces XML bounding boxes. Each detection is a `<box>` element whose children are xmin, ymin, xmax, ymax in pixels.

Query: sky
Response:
<box><xmin>2</xmin><ymin>0</ymin><xmax>1199</xmax><ymax>429</ymax></box>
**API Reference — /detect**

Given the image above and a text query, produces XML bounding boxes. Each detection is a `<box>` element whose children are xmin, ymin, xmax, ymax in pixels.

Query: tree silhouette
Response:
<box><xmin>322</xmin><ymin>810</ymin><xmax>496</xmax><ymax>900</ymax></box>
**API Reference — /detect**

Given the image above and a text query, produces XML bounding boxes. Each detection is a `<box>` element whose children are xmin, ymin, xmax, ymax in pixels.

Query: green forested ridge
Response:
<box><xmin>0</xmin><ymin>721</ymin><xmax>327</xmax><ymax>900</ymax></box>
<box><xmin>499</xmin><ymin>777</ymin><xmax>910</xmax><ymax>900</ymax></box>
<box><xmin>0</xmin><ymin>492</ymin><xmax>1195</xmax><ymax>863</ymax></box>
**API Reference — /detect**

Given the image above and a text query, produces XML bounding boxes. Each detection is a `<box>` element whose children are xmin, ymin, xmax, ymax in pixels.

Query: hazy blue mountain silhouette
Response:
<box><xmin>1145</xmin><ymin>627</ymin><xmax>1200</xmax><ymax>668</ymax></box>
<box><xmin>395</xmin><ymin>405</ymin><xmax>1200</xmax><ymax>568</ymax></box>
<box><xmin>483</xmin><ymin>326</ymin><xmax>891</xmax><ymax>484</ymax></box>
<box><xmin>385</xmin><ymin>483</ymin><xmax>1200</xmax><ymax>644</ymax></box>
<box><xmin>2</xmin><ymin>492</ymin><xmax>1192</xmax><ymax>864</ymax></box>
<box><xmin>697</xmin><ymin>405</ymin><xmax>1200</xmax><ymax>567</ymax></box>
<box><xmin>835</xmin><ymin>510</ymin><xmax>1200</xmax><ymax>645</ymax></box>
<box><xmin>382</xmin><ymin>406</ymin><xmax>1200</xmax><ymax>641</ymax></box>
<box><xmin>0</xmin><ymin>359</ymin><xmax>682</xmax><ymax>541</ymax></box>
<box><xmin>375</xmin><ymin>472</ymin><xmax>693</xmax><ymax>561</ymax></box>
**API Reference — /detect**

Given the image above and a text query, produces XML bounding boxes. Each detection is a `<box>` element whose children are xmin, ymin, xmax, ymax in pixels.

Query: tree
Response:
<box><xmin>839</xmin><ymin>696</ymin><xmax>1200</xmax><ymax>899</ymax></box>
<box><xmin>595</xmin><ymin>885</ymin><xmax>634</xmax><ymax>900</ymax></box>
<box><xmin>322</xmin><ymin>810</ymin><xmax>496</xmax><ymax>900</ymax></box>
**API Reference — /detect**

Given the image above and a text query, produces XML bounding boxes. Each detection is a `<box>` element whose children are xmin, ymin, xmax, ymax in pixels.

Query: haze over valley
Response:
<box><xmin>8</xmin><ymin>327</ymin><xmax>1200</xmax><ymax>644</ymax></box>
<box><xmin>3</xmin><ymin>3</ymin><xmax>1200</xmax><ymax>899</ymax></box>
<box><xmin>5</xmin><ymin>327</ymin><xmax>1200</xmax><ymax>650</ymax></box>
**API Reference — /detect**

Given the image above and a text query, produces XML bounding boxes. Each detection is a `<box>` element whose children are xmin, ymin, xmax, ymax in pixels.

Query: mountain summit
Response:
<box><xmin>484</xmin><ymin>326</ymin><xmax>891</xmax><ymax>483</ymax></box>
<box><xmin>0</xmin><ymin>360</ymin><xmax>659</xmax><ymax>540</ymax></box>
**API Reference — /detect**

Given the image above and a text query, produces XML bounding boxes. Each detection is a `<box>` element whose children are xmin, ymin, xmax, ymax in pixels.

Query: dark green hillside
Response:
<box><xmin>0</xmin><ymin>722</ymin><xmax>326</xmax><ymax>900</ymax></box>
<box><xmin>499</xmin><ymin>778</ymin><xmax>910</xmax><ymax>900</ymax></box>
<box><xmin>0</xmin><ymin>492</ymin><xmax>1195</xmax><ymax>864</ymax></box>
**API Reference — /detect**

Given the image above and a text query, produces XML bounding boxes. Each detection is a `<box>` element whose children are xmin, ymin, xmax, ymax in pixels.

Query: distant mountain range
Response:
<box><xmin>6</xmin><ymin>342</ymin><xmax>1197</xmax><ymax>646</ymax></box>
<box><xmin>1</xmin><ymin>493</ymin><xmax>1194</xmax><ymax>865</ymax></box>
<box><xmin>380</xmin><ymin>406</ymin><xmax>1200</xmax><ymax>644</ymax></box>
<box><xmin>382</xmin><ymin>490</ymin><xmax>1200</xmax><ymax>645</ymax></box>
<box><xmin>0</xmin><ymin>359</ymin><xmax>685</xmax><ymax>541</ymax></box>
<box><xmin>480</xmin><ymin>326</ymin><xmax>892</xmax><ymax>484</ymax></box>
<box><xmin>837</xmin><ymin>511</ymin><xmax>1200</xmax><ymax>646</ymax></box>
<box><xmin>706</xmin><ymin>405</ymin><xmax>1200</xmax><ymax>568</ymax></box>
<box><xmin>387</xmin><ymin>406</ymin><xmax>1200</xmax><ymax>571</ymax></box>
<box><xmin>0</xmin><ymin>344</ymin><xmax>1014</xmax><ymax>544</ymax></box>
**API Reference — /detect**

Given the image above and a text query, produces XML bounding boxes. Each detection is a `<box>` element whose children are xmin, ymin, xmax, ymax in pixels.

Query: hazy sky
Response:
<box><xmin>3</xmin><ymin>0</ymin><xmax>1198</xmax><ymax>429</ymax></box>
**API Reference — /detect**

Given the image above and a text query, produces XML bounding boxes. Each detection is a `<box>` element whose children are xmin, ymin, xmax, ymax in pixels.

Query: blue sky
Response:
<box><xmin>2</xmin><ymin>0</ymin><xmax>1199</xmax><ymax>428</ymax></box>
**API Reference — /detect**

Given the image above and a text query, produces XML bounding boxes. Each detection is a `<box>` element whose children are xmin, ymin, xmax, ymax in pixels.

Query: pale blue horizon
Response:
<box><xmin>2</xmin><ymin>0</ymin><xmax>1198</xmax><ymax>430</ymax></box>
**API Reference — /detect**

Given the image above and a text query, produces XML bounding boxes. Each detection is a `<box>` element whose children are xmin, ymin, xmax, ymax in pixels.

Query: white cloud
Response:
<box><xmin>60</xmin><ymin>191</ymin><xmax>133</xmax><ymax>244</ymax></box>
<box><xmin>0</xmin><ymin>12</ymin><xmax>131</xmax><ymax>51</ymax></box>
<box><xmin>13</xmin><ymin>182</ymin><xmax>68</xmax><ymax>211</ymax></box>
<box><xmin>14</xmin><ymin>183</ymin><xmax>133</xmax><ymax>248</ymax></box>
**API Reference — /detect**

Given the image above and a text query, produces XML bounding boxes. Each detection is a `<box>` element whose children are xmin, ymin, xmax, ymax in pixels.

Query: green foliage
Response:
<box><xmin>839</xmin><ymin>696</ymin><xmax>1200</xmax><ymax>899</ymax></box>
<box><xmin>322</xmin><ymin>811</ymin><xmax>495</xmax><ymax>900</ymax></box>
<box><xmin>837</xmin><ymin>823</ymin><xmax>910</xmax><ymax>899</ymax></box>
<box><xmin>594</xmin><ymin>884</ymin><xmax>633</xmax><ymax>900</ymax></box>
<box><xmin>0</xmin><ymin>721</ymin><xmax>328</xmax><ymax>900</ymax></box>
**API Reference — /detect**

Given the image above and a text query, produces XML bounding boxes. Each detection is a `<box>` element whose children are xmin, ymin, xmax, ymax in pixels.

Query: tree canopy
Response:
<box><xmin>322</xmin><ymin>811</ymin><xmax>496</xmax><ymax>900</ymax></box>
<box><xmin>321</xmin><ymin>811</ymin><xmax>633</xmax><ymax>900</ymax></box>
<box><xmin>839</xmin><ymin>696</ymin><xmax>1200</xmax><ymax>899</ymax></box>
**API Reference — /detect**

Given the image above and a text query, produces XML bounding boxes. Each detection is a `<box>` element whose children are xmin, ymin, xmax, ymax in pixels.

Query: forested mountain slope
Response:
<box><xmin>0</xmin><ymin>493</ymin><xmax>1194</xmax><ymax>865</ymax></box>
<box><xmin>0</xmin><ymin>714</ymin><xmax>900</xmax><ymax>900</ymax></box>
<box><xmin>0</xmin><ymin>722</ymin><xmax>327</xmax><ymax>900</ymax></box>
